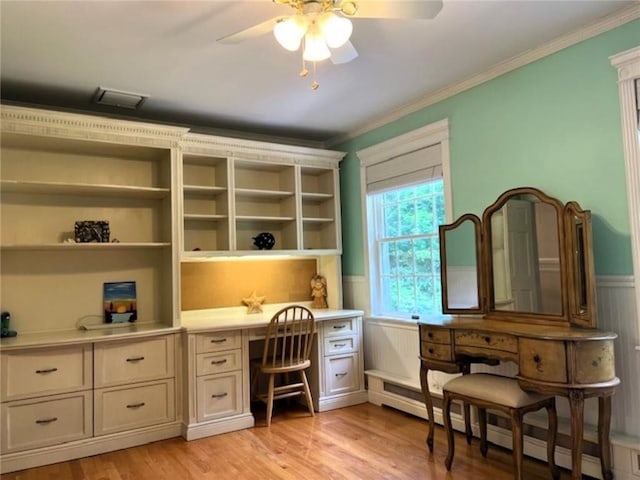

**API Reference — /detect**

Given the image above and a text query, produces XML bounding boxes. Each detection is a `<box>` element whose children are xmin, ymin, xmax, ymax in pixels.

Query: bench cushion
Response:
<box><xmin>443</xmin><ymin>373</ymin><xmax>552</xmax><ymax>408</ymax></box>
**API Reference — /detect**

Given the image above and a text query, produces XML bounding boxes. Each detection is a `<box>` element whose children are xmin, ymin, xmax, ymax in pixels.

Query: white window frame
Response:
<box><xmin>357</xmin><ymin>119</ymin><xmax>452</xmax><ymax>318</ymax></box>
<box><xmin>610</xmin><ymin>46</ymin><xmax>640</xmax><ymax>339</ymax></box>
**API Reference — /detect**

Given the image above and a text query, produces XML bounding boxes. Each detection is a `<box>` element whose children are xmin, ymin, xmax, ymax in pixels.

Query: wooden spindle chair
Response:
<box><xmin>251</xmin><ymin>305</ymin><xmax>316</xmax><ymax>427</ymax></box>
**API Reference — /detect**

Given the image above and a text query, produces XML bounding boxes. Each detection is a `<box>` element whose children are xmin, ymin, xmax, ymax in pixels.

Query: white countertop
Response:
<box><xmin>0</xmin><ymin>305</ymin><xmax>364</xmax><ymax>350</ymax></box>
<box><xmin>180</xmin><ymin>304</ymin><xmax>364</xmax><ymax>333</ymax></box>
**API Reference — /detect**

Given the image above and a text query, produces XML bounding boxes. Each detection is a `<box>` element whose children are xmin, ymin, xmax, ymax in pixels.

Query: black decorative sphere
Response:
<box><xmin>252</xmin><ymin>232</ymin><xmax>275</xmax><ymax>250</ymax></box>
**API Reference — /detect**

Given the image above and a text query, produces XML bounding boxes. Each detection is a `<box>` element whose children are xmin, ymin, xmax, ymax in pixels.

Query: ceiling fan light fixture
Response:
<box><xmin>274</xmin><ymin>16</ymin><xmax>308</xmax><ymax>51</ymax></box>
<box><xmin>319</xmin><ymin>13</ymin><xmax>352</xmax><ymax>49</ymax></box>
<box><xmin>303</xmin><ymin>27</ymin><xmax>331</xmax><ymax>62</ymax></box>
<box><xmin>340</xmin><ymin>1</ymin><xmax>358</xmax><ymax>16</ymax></box>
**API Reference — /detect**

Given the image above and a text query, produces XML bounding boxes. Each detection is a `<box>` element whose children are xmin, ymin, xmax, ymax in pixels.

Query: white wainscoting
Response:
<box><xmin>344</xmin><ymin>274</ymin><xmax>640</xmax><ymax>479</ymax></box>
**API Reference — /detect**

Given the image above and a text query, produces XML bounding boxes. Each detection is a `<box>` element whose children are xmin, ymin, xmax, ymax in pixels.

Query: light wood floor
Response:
<box><xmin>1</xmin><ymin>403</ymin><xmax>569</xmax><ymax>480</ymax></box>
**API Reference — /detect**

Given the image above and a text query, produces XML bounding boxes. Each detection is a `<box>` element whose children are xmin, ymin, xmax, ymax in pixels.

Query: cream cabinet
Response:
<box><xmin>0</xmin><ymin>106</ymin><xmax>186</xmax><ymax>335</ymax></box>
<box><xmin>180</xmin><ymin>133</ymin><xmax>344</xmax><ymax>257</ymax></box>
<box><xmin>310</xmin><ymin>315</ymin><xmax>368</xmax><ymax>412</ymax></box>
<box><xmin>93</xmin><ymin>336</ymin><xmax>177</xmax><ymax>436</ymax></box>
<box><xmin>184</xmin><ymin>330</ymin><xmax>253</xmax><ymax>440</ymax></box>
<box><xmin>0</xmin><ymin>345</ymin><xmax>93</xmax><ymax>455</ymax></box>
<box><xmin>0</xmin><ymin>333</ymin><xmax>181</xmax><ymax>474</ymax></box>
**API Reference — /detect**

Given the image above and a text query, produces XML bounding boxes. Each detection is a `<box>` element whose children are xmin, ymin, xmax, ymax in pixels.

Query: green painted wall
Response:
<box><xmin>338</xmin><ymin>20</ymin><xmax>640</xmax><ymax>277</ymax></box>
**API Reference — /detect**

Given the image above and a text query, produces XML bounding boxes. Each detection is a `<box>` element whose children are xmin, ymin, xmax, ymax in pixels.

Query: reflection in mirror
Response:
<box><xmin>440</xmin><ymin>215</ymin><xmax>482</xmax><ymax>312</ymax></box>
<box><xmin>489</xmin><ymin>194</ymin><xmax>562</xmax><ymax>315</ymax></box>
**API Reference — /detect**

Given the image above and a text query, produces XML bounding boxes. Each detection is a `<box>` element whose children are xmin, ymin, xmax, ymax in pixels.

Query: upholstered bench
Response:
<box><xmin>442</xmin><ymin>373</ymin><xmax>559</xmax><ymax>480</ymax></box>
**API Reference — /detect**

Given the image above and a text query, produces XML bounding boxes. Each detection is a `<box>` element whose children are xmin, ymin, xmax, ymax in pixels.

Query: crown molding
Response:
<box><xmin>327</xmin><ymin>4</ymin><xmax>640</xmax><ymax>147</ymax></box>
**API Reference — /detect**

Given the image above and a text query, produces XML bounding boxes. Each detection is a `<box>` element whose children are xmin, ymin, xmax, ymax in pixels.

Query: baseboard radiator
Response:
<box><xmin>363</xmin><ymin>318</ymin><xmax>605</xmax><ymax>479</ymax></box>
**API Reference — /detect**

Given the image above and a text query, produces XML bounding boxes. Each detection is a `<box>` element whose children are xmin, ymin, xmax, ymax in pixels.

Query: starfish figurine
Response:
<box><xmin>242</xmin><ymin>290</ymin><xmax>265</xmax><ymax>314</ymax></box>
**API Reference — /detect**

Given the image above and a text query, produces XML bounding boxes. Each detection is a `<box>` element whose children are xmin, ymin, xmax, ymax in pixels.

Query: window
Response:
<box><xmin>357</xmin><ymin>119</ymin><xmax>451</xmax><ymax>319</ymax></box>
<box><xmin>368</xmin><ymin>178</ymin><xmax>446</xmax><ymax>317</ymax></box>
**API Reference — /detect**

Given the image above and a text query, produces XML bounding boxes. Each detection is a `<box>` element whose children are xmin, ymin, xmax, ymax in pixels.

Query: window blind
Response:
<box><xmin>365</xmin><ymin>143</ymin><xmax>442</xmax><ymax>194</ymax></box>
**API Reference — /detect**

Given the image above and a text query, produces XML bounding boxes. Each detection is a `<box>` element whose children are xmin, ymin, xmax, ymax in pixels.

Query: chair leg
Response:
<box><xmin>464</xmin><ymin>402</ymin><xmax>473</xmax><ymax>445</ymax></box>
<box><xmin>478</xmin><ymin>407</ymin><xmax>488</xmax><ymax>457</ymax></box>
<box><xmin>266</xmin><ymin>373</ymin><xmax>275</xmax><ymax>427</ymax></box>
<box><xmin>511</xmin><ymin>410</ymin><xmax>524</xmax><ymax>480</ymax></box>
<box><xmin>300</xmin><ymin>370</ymin><xmax>315</xmax><ymax>417</ymax></box>
<box><xmin>443</xmin><ymin>393</ymin><xmax>455</xmax><ymax>471</ymax></box>
<box><xmin>546</xmin><ymin>399</ymin><xmax>560</xmax><ymax>480</ymax></box>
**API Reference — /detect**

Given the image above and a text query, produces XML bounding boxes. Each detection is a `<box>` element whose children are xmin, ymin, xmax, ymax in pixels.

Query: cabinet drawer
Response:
<box><xmin>325</xmin><ymin>353</ymin><xmax>360</xmax><ymax>395</ymax></box>
<box><xmin>518</xmin><ymin>338</ymin><xmax>567</xmax><ymax>383</ymax></box>
<box><xmin>196</xmin><ymin>350</ymin><xmax>242</xmax><ymax>376</ymax></box>
<box><xmin>455</xmin><ymin>330</ymin><xmax>518</xmax><ymax>353</ymax></box>
<box><xmin>1</xmin><ymin>390</ymin><xmax>92</xmax><ymax>454</ymax></box>
<box><xmin>197</xmin><ymin>371</ymin><xmax>242</xmax><ymax>422</ymax></box>
<box><xmin>420</xmin><ymin>325</ymin><xmax>452</xmax><ymax>345</ymax></box>
<box><xmin>1</xmin><ymin>345</ymin><xmax>92</xmax><ymax>401</ymax></box>
<box><xmin>94</xmin><ymin>379</ymin><xmax>176</xmax><ymax>436</ymax></box>
<box><xmin>421</xmin><ymin>342</ymin><xmax>453</xmax><ymax>362</ymax></box>
<box><xmin>323</xmin><ymin>317</ymin><xmax>358</xmax><ymax>337</ymax></box>
<box><xmin>94</xmin><ymin>335</ymin><xmax>175</xmax><ymax>387</ymax></box>
<box><xmin>324</xmin><ymin>336</ymin><xmax>357</xmax><ymax>355</ymax></box>
<box><xmin>196</xmin><ymin>331</ymin><xmax>242</xmax><ymax>354</ymax></box>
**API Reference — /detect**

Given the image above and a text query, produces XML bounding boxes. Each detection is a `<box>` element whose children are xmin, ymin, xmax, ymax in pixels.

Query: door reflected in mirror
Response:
<box><xmin>489</xmin><ymin>194</ymin><xmax>562</xmax><ymax>315</ymax></box>
<box><xmin>441</xmin><ymin>215</ymin><xmax>481</xmax><ymax>311</ymax></box>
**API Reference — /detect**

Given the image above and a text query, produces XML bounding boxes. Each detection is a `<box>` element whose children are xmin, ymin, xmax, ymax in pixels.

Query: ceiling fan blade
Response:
<box><xmin>217</xmin><ymin>16</ymin><xmax>286</xmax><ymax>44</ymax></box>
<box><xmin>348</xmin><ymin>0</ymin><xmax>443</xmax><ymax>19</ymax></box>
<box><xmin>330</xmin><ymin>41</ymin><xmax>358</xmax><ymax>64</ymax></box>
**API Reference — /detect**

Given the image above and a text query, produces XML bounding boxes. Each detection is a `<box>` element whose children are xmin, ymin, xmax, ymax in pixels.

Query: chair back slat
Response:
<box><xmin>262</xmin><ymin>305</ymin><xmax>315</xmax><ymax>369</ymax></box>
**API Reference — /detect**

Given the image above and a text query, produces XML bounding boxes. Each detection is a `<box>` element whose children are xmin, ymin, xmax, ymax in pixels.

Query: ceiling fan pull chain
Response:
<box><xmin>311</xmin><ymin>61</ymin><xmax>319</xmax><ymax>90</ymax></box>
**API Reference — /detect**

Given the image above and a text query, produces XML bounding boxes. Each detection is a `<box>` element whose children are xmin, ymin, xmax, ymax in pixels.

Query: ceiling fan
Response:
<box><xmin>217</xmin><ymin>0</ymin><xmax>443</xmax><ymax>88</ymax></box>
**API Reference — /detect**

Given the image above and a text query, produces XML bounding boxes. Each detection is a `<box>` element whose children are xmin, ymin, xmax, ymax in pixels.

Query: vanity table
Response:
<box><xmin>419</xmin><ymin>187</ymin><xmax>620</xmax><ymax>480</ymax></box>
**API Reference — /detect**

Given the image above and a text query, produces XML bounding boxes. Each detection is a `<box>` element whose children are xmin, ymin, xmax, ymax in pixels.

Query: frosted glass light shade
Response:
<box><xmin>319</xmin><ymin>13</ymin><xmax>352</xmax><ymax>48</ymax></box>
<box><xmin>274</xmin><ymin>16</ymin><xmax>307</xmax><ymax>51</ymax></box>
<box><xmin>303</xmin><ymin>28</ymin><xmax>331</xmax><ymax>62</ymax></box>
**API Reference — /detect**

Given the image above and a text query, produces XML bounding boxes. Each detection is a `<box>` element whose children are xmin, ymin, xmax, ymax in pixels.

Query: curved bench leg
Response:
<box><xmin>464</xmin><ymin>402</ymin><xmax>473</xmax><ymax>444</ymax></box>
<box><xmin>547</xmin><ymin>399</ymin><xmax>560</xmax><ymax>480</ymax></box>
<box><xmin>443</xmin><ymin>393</ymin><xmax>455</xmax><ymax>471</ymax></box>
<box><xmin>478</xmin><ymin>407</ymin><xmax>488</xmax><ymax>457</ymax></box>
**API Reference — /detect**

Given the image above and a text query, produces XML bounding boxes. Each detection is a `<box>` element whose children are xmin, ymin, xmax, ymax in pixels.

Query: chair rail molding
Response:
<box><xmin>610</xmin><ymin>45</ymin><xmax>640</xmax><ymax>340</ymax></box>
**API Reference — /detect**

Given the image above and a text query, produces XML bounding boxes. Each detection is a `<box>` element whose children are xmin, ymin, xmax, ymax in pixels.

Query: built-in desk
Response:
<box><xmin>418</xmin><ymin>316</ymin><xmax>619</xmax><ymax>480</ymax></box>
<box><xmin>180</xmin><ymin>306</ymin><xmax>368</xmax><ymax>440</ymax></box>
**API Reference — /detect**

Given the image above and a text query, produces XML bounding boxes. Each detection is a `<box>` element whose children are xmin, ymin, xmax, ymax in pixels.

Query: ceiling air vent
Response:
<box><xmin>94</xmin><ymin>87</ymin><xmax>148</xmax><ymax>109</ymax></box>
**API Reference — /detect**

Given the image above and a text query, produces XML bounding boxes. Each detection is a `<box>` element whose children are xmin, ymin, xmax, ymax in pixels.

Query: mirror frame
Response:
<box><xmin>481</xmin><ymin>187</ymin><xmax>568</xmax><ymax>324</ymax></box>
<box><xmin>439</xmin><ymin>213</ymin><xmax>484</xmax><ymax>314</ymax></box>
<box><xmin>440</xmin><ymin>187</ymin><xmax>597</xmax><ymax>327</ymax></box>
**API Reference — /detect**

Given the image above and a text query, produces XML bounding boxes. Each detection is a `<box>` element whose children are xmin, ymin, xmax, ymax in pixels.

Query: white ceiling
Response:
<box><xmin>1</xmin><ymin>0</ymin><xmax>637</xmax><ymax>144</ymax></box>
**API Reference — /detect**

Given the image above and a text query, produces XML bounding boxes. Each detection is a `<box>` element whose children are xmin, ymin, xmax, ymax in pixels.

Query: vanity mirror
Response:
<box><xmin>439</xmin><ymin>187</ymin><xmax>596</xmax><ymax>327</ymax></box>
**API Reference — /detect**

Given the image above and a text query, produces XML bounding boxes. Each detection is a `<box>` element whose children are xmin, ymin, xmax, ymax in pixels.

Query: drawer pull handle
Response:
<box><xmin>334</xmin><ymin>343</ymin><xmax>347</xmax><ymax>348</ymax></box>
<box><xmin>533</xmin><ymin>354</ymin><xmax>541</xmax><ymax>363</ymax></box>
<box><xmin>333</xmin><ymin>325</ymin><xmax>346</xmax><ymax>329</ymax></box>
<box><xmin>35</xmin><ymin>417</ymin><xmax>58</xmax><ymax>424</ymax></box>
<box><xmin>427</xmin><ymin>332</ymin><xmax>434</xmax><ymax>339</ymax></box>
<box><xmin>126</xmin><ymin>356</ymin><xmax>145</xmax><ymax>362</ymax></box>
<box><xmin>126</xmin><ymin>402</ymin><xmax>146</xmax><ymax>409</ymax></box>
<box><xmin>335</xmin><ymin>372</ymin><xmax>348</xmax><ymax>377</ymax></box>
<box><xmin>210</xmin><ymin>338</ymin><xmax>227</xmax><ymax>344</ymax></box>
<box><xmin>483</xmin><ymin>336</ymin><xmax>491</xmax><ymax>343</ymax></box>
<box><xmin>211</xmin><ymin>392</ymin><xmax>228</xmax><ymax>398</ymax></box>
<box><xmin>428</xmin><ymin>348</ymin><xmax>435</xmax><ymax>354</ymax></box>
<box><xmin>211</xmin><ymin>359</ymin><xmax>228</xmax><ymax>365</ymax></box>
<box><xmin>35</xmin><ymin>368</ymin><xmax>58</xmax><ymax>374</ymax></box>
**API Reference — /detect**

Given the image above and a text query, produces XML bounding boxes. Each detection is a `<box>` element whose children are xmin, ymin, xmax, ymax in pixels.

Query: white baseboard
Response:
<box><xmin>317</xmin><ymin>391</ymin><xmax>369</xmax><ymax>412</ymax></box>
<box><xmin>1</xmin><ymin>421</ymin><xmax>182</xmax><ymax>474</ymax></box>
<box><xmin>182</xmin><ymin>413</ymin><xmax>255</xmax><ymax>441</ymax></box>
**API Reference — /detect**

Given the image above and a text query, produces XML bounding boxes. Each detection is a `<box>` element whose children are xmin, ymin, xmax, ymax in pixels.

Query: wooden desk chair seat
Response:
<box><xmin>250</xmin><ymin>305</ymin><xmax>316</xmax><ymax>427</ymax></box>
<box><xmin>443</xmin><ymin>373</ymin><xmax>559</xmax><ymax>480</ymax></box>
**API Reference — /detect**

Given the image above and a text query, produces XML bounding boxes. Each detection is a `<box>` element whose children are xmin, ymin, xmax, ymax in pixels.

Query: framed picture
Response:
<box><xmin>103</xmin><ymin>281</ymin><xmax>137</xmax><ymax>324</ymax></box>
<box><xmin>75</xmin><ymin>220</ymin><xmax>110</xmax><ymax>243</ymax></box>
